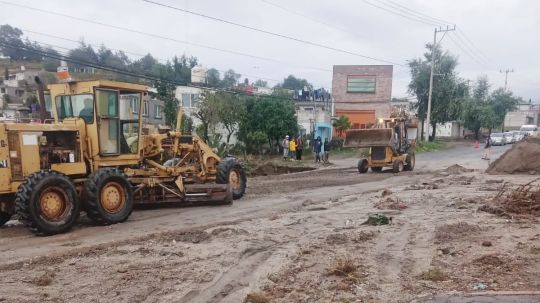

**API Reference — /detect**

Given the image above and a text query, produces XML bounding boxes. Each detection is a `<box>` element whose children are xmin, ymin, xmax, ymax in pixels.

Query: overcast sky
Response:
<box><xmin>1</xmin><ymin>0</ymin><xmax>538</xmax><ymax>101</ymax></box>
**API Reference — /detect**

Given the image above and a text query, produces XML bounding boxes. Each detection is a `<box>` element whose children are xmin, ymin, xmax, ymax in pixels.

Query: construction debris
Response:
<box><xmin>487</xmin><ymin>137</ymin><xmax>540</xmax><ymax>174</ymax></box>
<box><xmin>480</xmin><ymin>178</ymin><xmax>540</xmax><ymax>219</ymax></box>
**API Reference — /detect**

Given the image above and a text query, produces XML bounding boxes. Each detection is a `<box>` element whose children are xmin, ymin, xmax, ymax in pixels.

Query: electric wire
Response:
<box><xmin>142</xmin><ymin>0</ymin><xmax>406</xmax><ymax>66</ymax></box>
<box><xmin>0</xmin><ymin>0</ymin><xmax>332</xmax><ymax>73</ymax></box>
<box><xmin>1</xmin><ymin>41</ymin><xmax>350</xmax><ymax>104</ymax></box>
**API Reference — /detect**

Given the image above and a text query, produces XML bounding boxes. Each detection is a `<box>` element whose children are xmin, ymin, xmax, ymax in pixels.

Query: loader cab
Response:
<box><xmin>49</xmin><ymin>80</ymin><xmax>148</xmax><ymax>168</ymax></box>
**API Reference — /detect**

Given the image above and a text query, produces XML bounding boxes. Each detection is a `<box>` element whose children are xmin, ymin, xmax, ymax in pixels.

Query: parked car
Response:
<box><xmin>512</xmin><ymin>131</ymin><xmax>524</xmax><ymax>142</ymax></box>
<box><xmin>490</xmin><ymin>133</ymin><xmax>506</xmax><ymax>145</ymax></box>
<box><xmin>504</xmin><ymin>132</ymin><xmax>515</xmax><ymax>144</ymax></box>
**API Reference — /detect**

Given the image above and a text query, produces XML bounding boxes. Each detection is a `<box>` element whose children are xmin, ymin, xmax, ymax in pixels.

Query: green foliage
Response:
<box><xmin>0</xmin><ymin>24</ymin><xmax>26</xmax><ymax>61</ymax></box>
<box><xmin>25</xmin><ymin>93</ymin><xmax>38</xmax><ymax>107</ymax></box>
<box><xmin>215</xmin><ymin>92</ymin><xmax>245</xmax><ymax>145</ymax></box>
<box><xmin>415</xmin><ymin>140</ymin><xmax>447</xmax><ymax>153</ymax></box>
<box><xmin>193</xmin><ymin>90</ymin><xmax>220</xmax><ymax>142</ymax></box>
<box><xmin>408</xmin><ymin>43</ymin><xmax>468</xmax><ymax>140</ymax></box>
<box><xmin>2</xmin><ymin>94</ymin><xmax>11</xmax><ymax>103</ymax></box>
<box><xmin>330</xmin><ymin>138</ymin><xmax>345</xmax><ymax>150</ymax></box>
<box><xmin>254</xmin><ymin>79</ymin><xmax>268</xmax><ymax>88</ymax></box>
<box><xmin>238</xmin><ymin>95</ymin><xmax>298</xmax><ymax>154</ymax></box>
<box><xmin>206</xmin><ymin>68</ymin><xmax>221</xmax><ymax>88</ymax></box>
<box><xmin>246</xmin><ymin>131</ymin><xmax>268</xmax><ymax>155</ymax></box>
<box><xmin>278</xmin><ymin>75</ymin><xmax>312</xmax><ymax>91</ymax></box>
<box><xmin>221</xmin><ymin>69</ymin><xmax>241</xmax><ymax>88</ymax></box>
<box><xmin>333</xmin><ymin>116</ymin><xmax>351</xmax><ymax>137</ymax></box>
<box><xmin>181</xmin><ymin>114</ymin><xmax>193</xmax><ymax>134</ymax></box>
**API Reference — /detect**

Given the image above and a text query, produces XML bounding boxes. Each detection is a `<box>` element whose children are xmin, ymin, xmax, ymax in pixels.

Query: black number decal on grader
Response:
<box><xmin>0</xmin><ymin>80</ymin><xmax>246</xmax><ymax>235</ymax></box>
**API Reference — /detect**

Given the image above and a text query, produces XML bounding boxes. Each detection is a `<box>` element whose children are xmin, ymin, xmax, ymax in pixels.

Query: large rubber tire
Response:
<box><xmin>371</xmin><ymin>166</ymin><xmax>383</xmax><ymax>173</ymax></box>
<box><xmin>0</xmin><ymin>211</ymin><xmax>11</xmax><ymax>227</ymax></box>
<box><xmin>392</xmin><ymin>159</ymin><xmax>404</xmax><ymax>173</ymax></box>
<box><xmin>216</xmin><ymin>157</ymin><xmax>246</xmax><ymax>200</ymax></box>
<box><xmin>357</xmin><ymin>159</ymin><xmax>369</xmax><ymax>174</ymax></box>
<box><xmin>404</xmin><ymin>152</ymin><xmax>415</xmax><ymax>171</ymax></box>
<box><xmin>83</xmin><ymin>168</ymin><xmax>133</xmax><ymax>225</ymax></box>
<box><xmin>15</xmin><ymin>170</ymin><xmax>79</xmax><ymax>236</ymax></box>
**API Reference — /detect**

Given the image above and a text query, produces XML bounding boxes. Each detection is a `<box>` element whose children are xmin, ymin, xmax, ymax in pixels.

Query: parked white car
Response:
<box><xmin>512</xmin><ymin>131</ymin><xmax>525</xmax><ymax>142</ymax></box>
<box><xmin>504</xmin><ymin>132</ymin><xmax>515</xmax><ymax>144</ymax></box>
<box><xmin>490</xmin><ymin>133</ymin><xmax>506</xmax><ymax>146</ymax></box>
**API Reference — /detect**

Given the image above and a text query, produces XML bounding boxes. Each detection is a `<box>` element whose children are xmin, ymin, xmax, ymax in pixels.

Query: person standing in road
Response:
<box><xmin>282</xmin><ymin>135</ymin><xmax>290</xmax><ymax>160</ymax></box>
<box><xmin>314</xmin><ymin>136</ymin><xmax>322</xmax><ymax>163</ymax></box>
<box><xmin>296</xmin><ymin>135</ymin><xmax>304</xmax><ymax>160</ymax></box>
<box><xmin>482</xmin><ymin>133</ymin><xmax>492</xmax><ymax>160</ymax></box>
<box><xmin>323</xmin><ymin>138</ymin><xmax>331</xmax><ymax>163</ymax></box>
<box><xmin>289</xmin><ymin>138</ymin><xmax>296</xmax><ymax>160</ymax></box>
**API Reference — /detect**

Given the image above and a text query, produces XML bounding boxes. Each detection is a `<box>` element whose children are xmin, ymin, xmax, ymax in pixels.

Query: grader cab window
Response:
<box><xmin>55</xmin><ymin>94</ymin><xmax>94</xmax><ymax>124</ymax></box>
<box><xmin>96</xmin><ymin>89</ymin><xmax>120</xmax><ymax>155</ymax></box>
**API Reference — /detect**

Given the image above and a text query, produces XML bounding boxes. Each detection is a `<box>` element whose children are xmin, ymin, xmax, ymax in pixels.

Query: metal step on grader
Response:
<box><xmin>0</xmin><ymin>80</ymin><xmax>246</xmax><ymax>235</ymax></box>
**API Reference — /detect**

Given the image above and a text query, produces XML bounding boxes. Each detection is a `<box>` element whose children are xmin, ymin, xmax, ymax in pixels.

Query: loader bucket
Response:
<box><xmin>344</xmin><ymin>128</ymin><xmax>393</xmax><ymax>148</ymax></box>
<box><xmin>184</xmin><ymin>184</ymin><xmax>232</xmax><ymax>203</ymax></box>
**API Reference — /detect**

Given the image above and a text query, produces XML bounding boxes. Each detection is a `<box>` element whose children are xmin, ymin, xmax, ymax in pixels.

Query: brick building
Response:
<box><xmin>332</xmin><ymin>65</ymin><xmax>392</xmax><ymax>133</ymax></box>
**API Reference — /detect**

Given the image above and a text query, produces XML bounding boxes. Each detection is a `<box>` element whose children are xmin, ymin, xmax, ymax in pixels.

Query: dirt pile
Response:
<box><xmin>487</xmin><ymin>137</ymin><xmax>540</xmax><ymax>174</ymax></box>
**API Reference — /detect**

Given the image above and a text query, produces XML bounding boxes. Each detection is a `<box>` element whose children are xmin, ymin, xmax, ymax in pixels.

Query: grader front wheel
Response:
<box><xmin>216</xmin><ymin>157</ymin><xmax>246</xmax><ymax>200</ymax></box>
<box><xmin>83</xmin><ymin>168</ymin><xmax>133</xmax><ymax>225</ymax></box>
<box><xmin>15</xmin><ymin>170</ymin><xmax>80</xmax><ymax>235</ymax></box>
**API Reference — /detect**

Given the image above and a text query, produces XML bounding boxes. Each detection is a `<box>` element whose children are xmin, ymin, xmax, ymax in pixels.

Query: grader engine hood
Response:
<box><xmin>344</xmin><ymin>128</ymin><xmax>393</xmax><ymax>148</ymax></box>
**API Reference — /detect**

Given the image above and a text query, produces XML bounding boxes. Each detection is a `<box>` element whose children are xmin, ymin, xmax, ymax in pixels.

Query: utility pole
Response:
<box><xmin>500</xmin><ymin>68</ymin><xmax>514</xmax><ymax>91</ymax></box>
<box><xmin>425</xmin><ymin>25</ymin><xmax>456</xmax><ymax>141</ymax></box>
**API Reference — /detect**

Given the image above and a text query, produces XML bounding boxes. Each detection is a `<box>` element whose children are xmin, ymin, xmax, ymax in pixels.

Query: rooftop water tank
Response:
<box><xmin>191</xmin><ymin>66</ymin><xmax>207</xmax><ymax>84</ymax></box>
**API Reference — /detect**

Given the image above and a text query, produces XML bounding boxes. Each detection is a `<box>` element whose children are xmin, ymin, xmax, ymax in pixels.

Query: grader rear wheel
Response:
<box><xmin>15</xmin><ymin>170</ymin><xmax>79</xmax><ymax>235</ymax></box>
<box><xmin>216</xmin><ymin>157</ymin><xmax>246</xmax><ymax>200</ymax></box>
<box><xmin>83</xmin><ymin>168</ymin><xmax>133</xmax><ymax>225</ymax></box>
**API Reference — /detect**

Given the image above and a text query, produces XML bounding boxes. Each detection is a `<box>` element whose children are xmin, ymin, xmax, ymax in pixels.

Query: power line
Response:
<box><xmin>259</xmin><ymin>0</ymin><xmax>360</xmax><ymax>38</ymax></box>
<box><xmin>446</xmin><ymin>34</ymin><xmax>485</xmax><ymax>66</ymax></box>
<box><xmin>0</xmin><ymin>41</ymin><xmax>347</xmax><ymax>104</ymax></box>
<box><xmin>24</xmin><ymin>32</ymin><xmax>286</xmax><ymax>85</ymax></box>
<box><xmin>360</xmin><ymin>0</ymin><xmax>440</xmax><ymax>27</ymax></box>
<box><xmin>456</xmin><ymin>28</ymin><xmax>489</xmax><ymax>61</ymax></box>
<box><xmin>378</xmin><ymin>0</ymin><xmax>454</xmax><ymax>26</ymax></box>
<box><xmin>450</xmin><ymin>31</ymin><xmax>488</xmax><ymax>65</ymax></box>
<box><xmin>142</xmin><ymin>0</ymin><xmax>406</xmax><ymax>66</ymax></box>
<box><xmin>0</xmin><ymin>0</ymin><xmax>331</xmax><ymax>73</ymax></box>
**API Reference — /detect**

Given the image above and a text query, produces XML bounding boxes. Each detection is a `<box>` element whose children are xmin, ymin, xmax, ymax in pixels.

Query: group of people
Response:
<box><xmin>282</xmin><ymin>135</ymin><xmax>331</xmax><ymax>163</ymax></box>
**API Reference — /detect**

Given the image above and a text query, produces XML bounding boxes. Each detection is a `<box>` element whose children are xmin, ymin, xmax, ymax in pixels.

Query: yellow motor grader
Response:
<box><xmin>344</xmin><ymin>117</ymin><xmax>415</xmax><ymax>174</ymax></box>
<box><xmin>0</xmin><ymin>80</ymin><xmax>246</xmax><ymax>235</ymax></box>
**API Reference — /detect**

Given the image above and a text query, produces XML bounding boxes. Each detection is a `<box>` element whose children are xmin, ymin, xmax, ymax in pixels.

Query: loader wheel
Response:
<box><xmin>392</xmin><ymin>159</ymin><xmax>404</xmax><ymax>173</ymax></box>
<box><xmin>217</xmin><ymin>157</ymin><xmax>246</xmax><ymax>200</ymax></box>
<box><xmin>404</xmin><ymin>152</ymin><xmax>415</xmax><ymax>171</ymax></box>
<box><xmin>15</xmin><ymin>170</ymin><xmax>79</xmax><ymax>236</ymax></box>
<box><xmin>83</xmin><ymin>168</ymin><xmax>133</xmax><ymax>225</ymax></box>
<box><xmin>357</xmin><ymin>159</ymin><xmax>368</xmax><ymax>174</ymax></box>
<box><xmin>0</xmin><ymin>211</ymin><xmax>11</xmax><ymax>227</ymax></box>
<box><xmin>371</xmin><ymin>167</ymin><xmax>383</xmax><ymax>172</ymax></box>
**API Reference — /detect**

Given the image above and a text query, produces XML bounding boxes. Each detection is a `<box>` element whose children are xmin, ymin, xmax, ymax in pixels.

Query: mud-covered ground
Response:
<box><xmin>1</xmin><ymin>144</ymin><xmax>539</xmax><ymax>303</ymax></box>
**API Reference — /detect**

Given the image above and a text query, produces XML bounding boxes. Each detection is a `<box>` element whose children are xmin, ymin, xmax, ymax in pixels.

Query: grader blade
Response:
<box><xmin>184</xmin><ymin>184</ymin><xmax>232</xmax><ymax>203</ymax></box>
<box><xmin>344</xmin><ymin>129</ymin><xmax>393</xmax><ymax>148</ymax></box>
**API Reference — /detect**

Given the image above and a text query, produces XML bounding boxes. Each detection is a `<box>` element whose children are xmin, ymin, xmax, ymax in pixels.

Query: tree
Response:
<box><xmin>489</xmin><ymin>88</ymin><xmax>520</xmax><ymax>131</ymax></box>
<box><xmin>0</xmin><ymin>24</ymin><xmax>25</xmax><ymax>61</ymax></box>
<box><xmin>215</xmin><ymin>92</ymin><xmax>245</xmax><ymax>146</ymax></box>
<box><xmin>254</xmin><ymin>79</ymin><xmax>268</xmax><ymax>87</ymax></box>
<box><xmin>221</xmin><ymin>69</ymin><xmax>240</xmax><ymax>88</ymax></box>
<box><xmin>193</xmin><ymin>90</ymin><xmax>220</xmax><ymax>142</ymax></box>
<box><xmin>41</xmin><ymin>47</ymin><xmax>61</xmax><ymax>72</ymax></box>
<box><xmin>462</xmin><ymin>76</ymin><xmax>489</xmax><ymax>139</ymax></box>
<box><xmin>238</xmin><ymin>95</ymin><xmax>298</xmax><ymax>153</ymax></box>
<box><xmin>408</xmin><ymin>43</ymin><xmax>465</xmax><ymax>141</ymax></box>
<box><xmin>279</xmin><ymin>75</ymin><xmax>311</xmax><ymax>91</ymax></box>
<box><xmin>333</xmin><ymin>116</ymin><xmax>351</xmax><ymax>137</ymax></box>
<box><xmin>206</xmin><ymin>68</ymin><xmax>221</xmax><ymax>87</ymax></box>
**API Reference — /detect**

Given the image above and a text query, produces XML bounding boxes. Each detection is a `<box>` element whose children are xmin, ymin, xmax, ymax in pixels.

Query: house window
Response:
<box><xmin>181</xmin><ymin>94</ymin><xmax>191</xmax><ymax>108</ymax></box>
<box><xmin>142</xmin><ymin>101</ymin><xmax>149</xmax><ymax>117</ymax></box>
<box><xmin>352</xmin><ymin>123</ymin><xmax>360</xmax><ymax>129</ymax></box>
<box><xmin>347</xmin><ymin>75</ymin><xmax>376</xmax><ymax>93</ymax></box>
<box><xmin>0</xmin><ymin>87</ymin><xmax>5</xmax><ymax>94</ymax></box>
<box><xmin>130</xmin><ymin>98</ymin><xmax>139</xmax><ymax>114</ymax></box>
<box><xmin>155</xmin><ymin>104</ymin><xmax>162</xmax><ymax>119</ymax></box>
<box><xmin>191</xmin><ymin>94</ymin><xmax>200</xmax><ymax>108</ymax></box>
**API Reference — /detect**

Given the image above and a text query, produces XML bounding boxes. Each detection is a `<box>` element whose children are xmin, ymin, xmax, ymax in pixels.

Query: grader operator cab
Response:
<box><xmin>344</xmin><ymin>117</ymin><xmax>415</xmax><ymax>174</ymax></box>
<box><xmin>0</xmin><ymin>80</ymin><xmax>246</xmax><ymax>235</ymax></box>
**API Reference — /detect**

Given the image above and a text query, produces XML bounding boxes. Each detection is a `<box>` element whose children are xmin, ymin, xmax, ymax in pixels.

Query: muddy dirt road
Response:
<box><xmin>3</xmin><ymin>143</ymin><xmax>539</xmax><ymax>303</ymax></box>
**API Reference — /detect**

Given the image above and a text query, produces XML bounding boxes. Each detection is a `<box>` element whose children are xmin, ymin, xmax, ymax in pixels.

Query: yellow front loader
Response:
<box><xmin>344</xmin><ymin>118</ymin><xmax>415</xmax><ymax>174</ymax></box>
<box><xmin>0</xmin><ymin>80</ymin><xmax>246</xmax><ymax>235</ymax></box>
